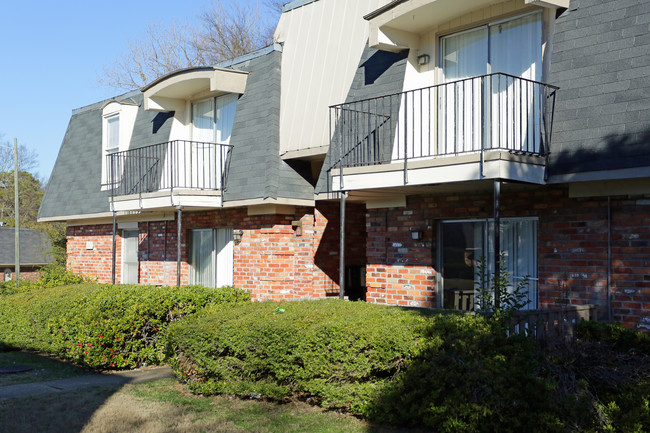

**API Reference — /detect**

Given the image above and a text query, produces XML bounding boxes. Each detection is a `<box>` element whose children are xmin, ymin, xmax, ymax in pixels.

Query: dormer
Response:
<box><xmin>142</xmin><ymin>67</ymin><xmax>249</xmax><ymax>112</ymax></box>
<box><xmin>366</xmin><ymin>0</ymin><xmax>568</xmax><ymax>54</ymax></box>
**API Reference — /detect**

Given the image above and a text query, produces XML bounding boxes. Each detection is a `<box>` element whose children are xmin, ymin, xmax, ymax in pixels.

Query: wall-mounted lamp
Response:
<box><xmin>417</xmin><ymin>54</ymin><xmax>430</xmax><ymax>65</ymax></box>
<box><xmin>292</xmin><ymin>221</ymin><xmax>303</xmax><ymax>237</ymax></box>
<box><xmin>233</xmin><ymin>229</ymin><xmax>243</xmax><ymax>243</ymax></box>
<box><xmin>411</xmin><ymin>230</ymin><xmax>422</xmax><ymax>240</ymax></box>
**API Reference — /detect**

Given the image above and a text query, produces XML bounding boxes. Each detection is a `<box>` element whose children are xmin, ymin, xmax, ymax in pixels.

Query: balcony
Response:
<box><xmin>329</xmin><ymin>73</ymin><xmax>558</xmax><ymax>192</ymax></box>
<box><xmin>107</xmin><ymin>140</ymin><xmax>232</xmax><ymax>211</ymax></box>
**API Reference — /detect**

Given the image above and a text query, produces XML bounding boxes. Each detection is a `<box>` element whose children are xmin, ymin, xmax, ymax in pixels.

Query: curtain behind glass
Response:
<box><xmin>122</xmin><ymin>230</ymin><xmax>139</xmax><ymax>284</ymax></box>
<box><xmin>489</xmin><ymin>13</ymin><xmax>542</xmax><ymax>153</ymax></box>
<box><xmin>215</xmin><ymin>227</ymin><xmax>234</xmax><ymax>287</ymax></box>
<box><xmin>441</xmin><ymin>27</ymin><xmax>488</xmax><ymax>154</ymax></box>
<box><xmin>191</xmin><ymin>229</ymin><xmax>214</xmax><ymax>287</ymax></box>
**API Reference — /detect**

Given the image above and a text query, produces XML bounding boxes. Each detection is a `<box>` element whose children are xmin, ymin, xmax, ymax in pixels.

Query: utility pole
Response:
<box><xmin>13</xmin><ymin>138</ymin><xmax>19</xmax><ymax>287</ymax></box>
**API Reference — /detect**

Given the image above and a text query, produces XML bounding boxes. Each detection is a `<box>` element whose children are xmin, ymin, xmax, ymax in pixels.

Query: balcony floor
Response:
<box><xmin>331</xmin><ymin>151</ymin><xmax>546</xmax><ymax>192</ymax></box>
<box><xmin>111</xmin><ymin>189</ymin><xmax>223</xmax><ymax>212</ymax></box>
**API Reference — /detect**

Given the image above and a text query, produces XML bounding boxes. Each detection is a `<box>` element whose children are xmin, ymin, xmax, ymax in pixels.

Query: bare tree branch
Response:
<box><xmin>101</xmin><ymin>1</ymin><xmax>280</xmax><ymax>91</ymax></box>
<box><xmin>0</xmin><ymin>136</ymin><xmax>39</xmax><ymax>174</ymax></box>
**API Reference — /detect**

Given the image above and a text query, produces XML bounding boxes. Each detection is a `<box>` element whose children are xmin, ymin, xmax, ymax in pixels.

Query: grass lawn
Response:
<box><xmin>0</xmin><ymin>377</ymin><xmax>423</xmax><ymax>433</ymax></box>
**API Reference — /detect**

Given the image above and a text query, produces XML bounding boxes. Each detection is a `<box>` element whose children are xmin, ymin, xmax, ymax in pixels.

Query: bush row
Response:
<box><xmin>0</xmin><ymin>283</ymin><xmax>249</xmax><ymax>368</ymax></box>
<box><xmin>165</xmin><ymin>300</ymin><xmax>565</xmax><ymax>432</ymax></box>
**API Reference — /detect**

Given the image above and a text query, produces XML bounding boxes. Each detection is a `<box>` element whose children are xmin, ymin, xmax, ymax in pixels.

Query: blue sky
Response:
<box><xmin>0</xmin><ymin>0</ymin><xmax>275</xmax><ymax>182</ymax></box>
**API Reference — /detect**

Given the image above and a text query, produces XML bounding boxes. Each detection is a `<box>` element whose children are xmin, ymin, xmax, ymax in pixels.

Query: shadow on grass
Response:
<box><xmin>0</xmin><ymin>347</ymin><xmax>125</xmax><ymax>433</ymax></box>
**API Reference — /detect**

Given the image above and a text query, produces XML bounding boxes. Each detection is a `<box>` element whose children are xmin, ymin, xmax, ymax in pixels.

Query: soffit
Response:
<box><xmin>367</xmin><ymin>0</ymin><xmax>566</xmax><ymax>49</ymax></box>
<box><xmin>142</xmin><ymin>67</ymin><xmax>249</xmax><ymax>111</ymax></box>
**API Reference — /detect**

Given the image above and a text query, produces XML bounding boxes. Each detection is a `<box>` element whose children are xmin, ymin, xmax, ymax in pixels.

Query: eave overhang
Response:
<box><xmin>365</xmin><ymin>0</ymin><xmax>568</xmax><ymax>52</ymax></box>
<box><xmin>142</xmin><ymin>67</ymin><xmax>249</xmax><ymax>111</ymax></box>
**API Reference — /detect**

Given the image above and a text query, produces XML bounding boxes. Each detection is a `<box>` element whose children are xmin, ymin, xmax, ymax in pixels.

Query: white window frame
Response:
<box><xmin>101</xmin><ymin>102</ymin><xmax>138</xmax><ymax>191</ymax></box>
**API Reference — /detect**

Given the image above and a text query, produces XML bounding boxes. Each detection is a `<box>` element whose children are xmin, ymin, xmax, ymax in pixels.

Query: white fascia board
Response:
<box><xmin>143</xmin><ymin>68</ymin><xmax>248</xmax><ymax>112</ymax></box>
<box><xmin>366</xmin><ymin>196</ymin><xmax>406</xmax><ymax>209</ymax></box>
<box><xmin>524</xmin><ymin>0</ymin><xmax>569</xmax><ymax>8</ymax></box>
<box><xmin>332</xmin><ymin>159</ymin><xmax>546</xmax><ymax>191</ymax></box>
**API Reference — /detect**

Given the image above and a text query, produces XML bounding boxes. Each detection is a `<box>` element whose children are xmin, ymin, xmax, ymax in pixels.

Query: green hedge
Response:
<box><xmin>165</xmin><ymin>300</ymin><xmax>562</xmax><ymax>432</ymax></box>
<box><xmin>0</xmin><ymin>283</ymin><xmax>249</xmax><ymax>368</ymax></box>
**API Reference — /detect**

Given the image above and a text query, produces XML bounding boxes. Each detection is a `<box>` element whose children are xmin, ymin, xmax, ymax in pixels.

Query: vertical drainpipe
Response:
<box><xmin>339</xmin><ymin>192</ymin><xmax>346</xmax><ymax>300</ymax></box>
<box><xmin>493</xmin><ymin>180</ymin><xmax>501</xmax><ymax>310</ymax></box>
<box><xmin>176</xmin><ymin>206</ymin><xmax>182</xmax><ymax>287</ymax></box>
<box><xmin>111</xmin><ymin>211</ymin><xmax>117</xmax><ymax>285</ymax></box>
<box><xmin>607</xmin><ymin>196</ymin><xmax>612</xmax><ymax>322</ymax></box>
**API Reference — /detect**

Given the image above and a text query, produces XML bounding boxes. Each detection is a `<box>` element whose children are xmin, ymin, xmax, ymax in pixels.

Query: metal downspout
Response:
<box><xmin>607</xmin><ymin>196</ymin><xmax>612</xmax><ymax>322</ymax></box>
<box><xmin>339</xmin><ymin>192</ymin><xmax>346</xmax><ymax>300</ymax></box>
<box><xmin>177</xmin><ymin>206</ymin><xmax>182</xmax><ymax>287</ymax></box>
<box><xmin>494</xmin><ymin>180</ymin><xmax>501</xmax><ymax>310</ymax></box>
<box><xmin>111</xmin><ymin>211</ymin><xmax>117</xmax><ymax>285</ymax></box>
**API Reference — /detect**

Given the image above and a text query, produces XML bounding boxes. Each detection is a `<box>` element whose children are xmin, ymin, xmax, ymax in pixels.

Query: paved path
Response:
<box><xmin>0</xmin><ymin>366</ymin><xmax>174</xmax><ymax>400</ymax></box>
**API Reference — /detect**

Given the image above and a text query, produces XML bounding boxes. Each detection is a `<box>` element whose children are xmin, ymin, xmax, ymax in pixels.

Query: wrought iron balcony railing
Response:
<box><xmin>329</xmin><ymin>72</ymin><xmax>558</xmax><ymax>171</ymax></box>
<box><xmin>106</xmin><ymin>140</ymin><xmax>232</xmax><ymax>198</ymax></box>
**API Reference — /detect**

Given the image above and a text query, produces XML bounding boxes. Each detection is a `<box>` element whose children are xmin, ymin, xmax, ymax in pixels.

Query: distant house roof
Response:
<box><xmin>0</xmin><ymin>228</ymin><xmax>53</xmax><ymax>267</ymax></box>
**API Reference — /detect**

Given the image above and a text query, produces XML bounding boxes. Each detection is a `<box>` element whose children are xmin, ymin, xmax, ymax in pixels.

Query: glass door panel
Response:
<box><xmin>192</xmin><ymin>99</ymin><xmax>217</xmax><ymax>189</ymax></box>
<box><xmin>215</xmin><ymin>227</ymin><xmax>234</xmax><ymax>288</ymax></box>
<box><xmin>441</xmin><ymin>27</ymin><xmax>488</xmax><ymax>155</ymax></box>
<box><xmin>122</xmin><ymin>230</ymin><xmax>139</xmax><ymax>284</ymax></box>
<box><xmin>489</xmin><ymin>13</ymin><xmax>543</xmax><ymax>153</ymax></box>
<box><xmin>191</xmin><ymin>229</ymin><xmax>214</xmax><ymax>287</ymax></box>
<box><xmin>440</xmin><ymin>218</ymin><xmax>537</xmax><ymax>311</ymax></box>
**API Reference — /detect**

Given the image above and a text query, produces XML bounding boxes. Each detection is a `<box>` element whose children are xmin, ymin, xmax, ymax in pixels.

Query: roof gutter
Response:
<box><xmin>363</xmin><ymin>0</ymin><xmax>409</xmax><ymax>20</ymax></box>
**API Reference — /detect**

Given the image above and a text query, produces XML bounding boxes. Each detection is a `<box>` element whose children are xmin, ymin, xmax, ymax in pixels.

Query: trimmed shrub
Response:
<box><xmin>165</xmin><ymin>300</ymin><xmax>563</xmax><ymax>431</ymax></box>
<box><xmin>0</xmin><ymin>268</ymin><xmax>89</xmax><ymax>295</ymax></box>
<box><xmin>0</xmin><ymin>284</ymin><xmax>249</xmax><ymax>369</ymax></box>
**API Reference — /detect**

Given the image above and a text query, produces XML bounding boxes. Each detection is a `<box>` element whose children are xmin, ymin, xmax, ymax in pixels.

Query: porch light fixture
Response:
<box><xmin>417</xmin><ymin>54</ymin><xmax>430</xmax><ymax>65</ymax></box>
<box><xmin>292</xmin><ymin>221</ymin><xmax>303</xmax><ymax>237</ymax></box>
<box><xmin>411</xmin><ymin>230</ymin><xmax>422</xmax><ymax>240</ymax></box>
<box><xmin>233</xmin><ymin>229</ymin><xmax>243</xmax><ymax>243</ymax></box>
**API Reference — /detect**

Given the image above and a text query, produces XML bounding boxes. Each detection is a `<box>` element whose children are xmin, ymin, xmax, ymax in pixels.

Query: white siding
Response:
<box><xmin>276</xmin><ymin>0</ymin><xmax>391</xmax><ymax>154</ymax></box>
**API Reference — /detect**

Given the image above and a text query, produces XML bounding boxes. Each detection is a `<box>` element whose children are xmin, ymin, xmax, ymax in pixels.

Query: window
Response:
<box><xmin>190</xmin><ymin>94</ymin><xmax>238</xmax><ymax>190</ymax></box>
<box><xmin>439</xmin><ymin>218</ymin><xmax>538</xmax><ymax>311</ymax></box>
<box><xmin>122</xmin><ymin>229</ymin><xmax>139</xmax><ymax>284</ymax></box>
<box><xmin>104</xmin><ymin>115</ymin><xmax>120</xmax><ymax>187</ymax></box>
<box><xmin>101</xmin><ymin>102</ymin><xmax>137</xmax><ymax>190</ymax></box>
<box><xmin>190</xmin><ymin>228</ymin><xmax>234</xmax><ymax>288</ymax></box>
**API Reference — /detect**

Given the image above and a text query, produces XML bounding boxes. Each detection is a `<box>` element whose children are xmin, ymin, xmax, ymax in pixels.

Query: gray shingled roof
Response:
<box><xmin>224</xmin><ymin>49</ymin><xmax>315</xmax><ymax>202</ymax></box>
<box><xmin>548</xmin><ymin>0</ymin><xmax>650</xmax><ymax>178</ymax></box>
<box><xmin>315</xmin><ymin>45</ymin><xmax>408</xmax><ymax>194</ymax></box>
<box><xmin>0</xmin><ymin>228</ymin><xmax>53</xmax><ymax>266</ymax></box>
<box><xmin>38</xmin><ymin>93</ymin><xmax>174</xmax><ymax>220</ymax></box>
<box><xmin>40</xmin><ymin>47</ymin><xmax>313</xmax><ymax>218</ymax></box>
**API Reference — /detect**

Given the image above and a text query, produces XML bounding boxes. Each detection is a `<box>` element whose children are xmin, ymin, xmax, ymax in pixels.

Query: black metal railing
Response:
<box><xmin>106</xmin><ymin>140</ymin><xmax>232</xmax><ymax>197</ymax></box>
<box><xmin>329</xmin><ymin>73</ymin><xmax>558</xmax><ymax>173</ymax></box>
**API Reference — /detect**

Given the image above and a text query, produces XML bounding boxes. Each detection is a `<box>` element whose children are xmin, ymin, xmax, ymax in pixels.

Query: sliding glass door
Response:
<box><xmin>439</xmin><ymin>218</ymin><xmax>538</xmax><ymax>311</ymax></box>
<box><xmin>440</xmin><ymin>13</ymin><xmax>542</xmax><ymax>155</ymax></box>
<box><xmin>191</xmin><ymin>94</ymin><xmax>238</xmax><ymax>189</ymax></box>
<box><xmin>190</xmin><ymin>228</ymin><xmax>234</xmax><ymax>288</ymax></box>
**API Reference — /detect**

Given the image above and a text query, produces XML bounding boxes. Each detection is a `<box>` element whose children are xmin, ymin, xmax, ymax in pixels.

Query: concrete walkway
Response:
<box><xmin>0</xmin><ymin>365</ymin><xmax>174</xmax><ymax>400</ymax></box>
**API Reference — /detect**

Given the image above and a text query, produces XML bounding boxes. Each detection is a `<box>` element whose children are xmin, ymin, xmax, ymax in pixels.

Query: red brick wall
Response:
<box><xmin>2</xmin><ymin>267</ymin><xmax>41</xmax><ymax>282</ymax></box>
<box><xmin>65</xmin><ymin>202</ymin><xmax>366</xmax><ymax>301</ymax></box>
<box><xmin>364</xmin><ymin>186</ymin><xmax>650</xmax><ymax>331</ymax></box>
<box><xmin>68</xmin><ymin>225</ymin><xmax>119</xmax><ymax>283</ymax></box>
